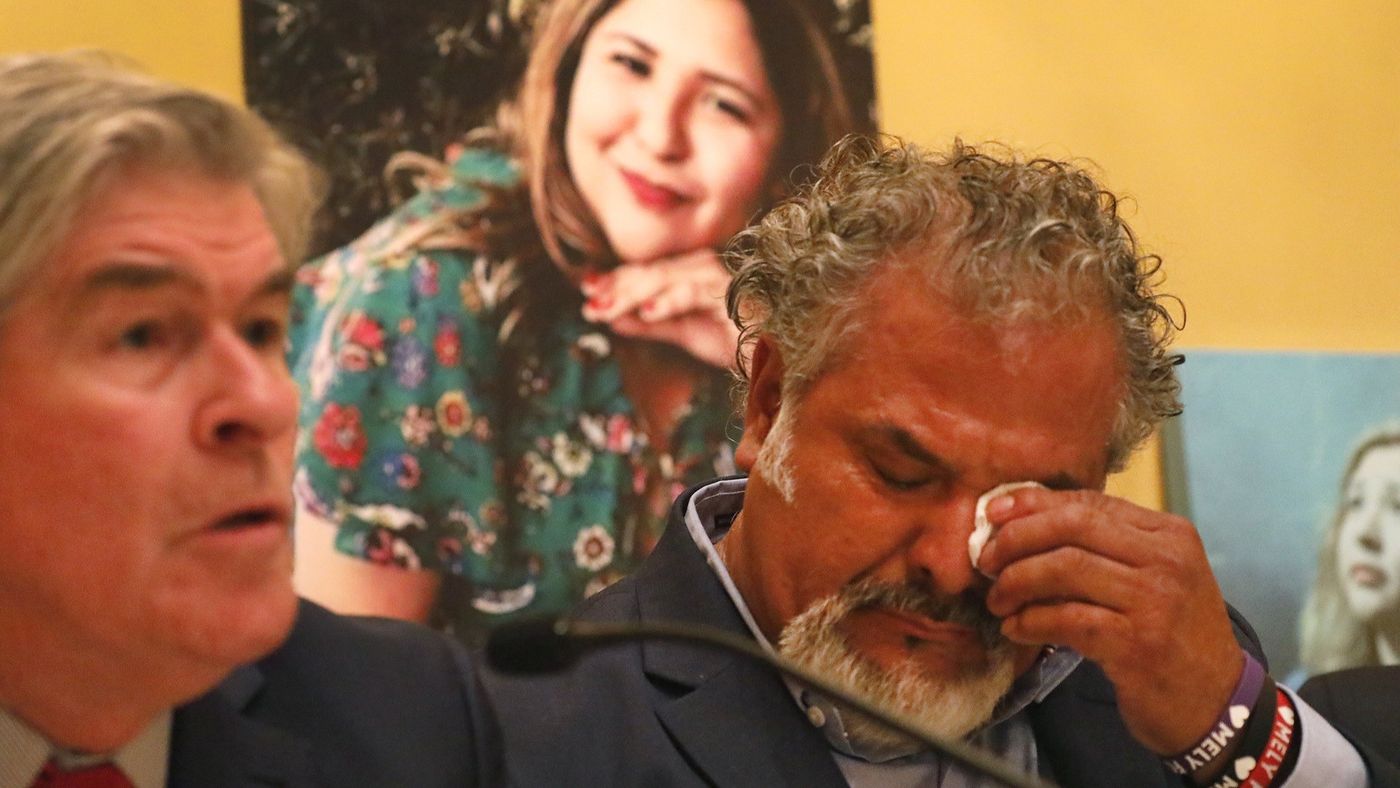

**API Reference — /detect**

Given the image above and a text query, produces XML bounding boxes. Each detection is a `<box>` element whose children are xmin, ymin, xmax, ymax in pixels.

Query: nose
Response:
<box><xmin>634</xmin><ymin>81</ymin><xmax>689</xmax><ymax>161</ymax></box>
<box><xmin>905</xmin><ymin>493</ymin><xmax>987</xmax><ymax>598</ymax></box>
<box><xmin>1356</xmin><ymin>505</ymin><xmax>1385</xmax><ymax>553</ymax></box>
<box><xmin>193</xmin><ymin>326</ymin><xmax>298</xmax><ymax>453</ymax></box>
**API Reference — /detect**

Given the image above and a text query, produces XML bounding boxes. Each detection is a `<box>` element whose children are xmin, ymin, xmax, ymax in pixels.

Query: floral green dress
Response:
<box><xmin>289</xmin><ymin>148</ymin><xmax>738</xmax><ymax>645</ymax></box>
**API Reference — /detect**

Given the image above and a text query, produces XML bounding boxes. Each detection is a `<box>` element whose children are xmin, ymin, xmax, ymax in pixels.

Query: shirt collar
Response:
<box><xmin>0</xmin><ymin>705</ymin><xmax>170</xmax><ymax>788</ymax></box>
<box><xmin>681</xmin><ymin>477</ymin><xmax>1083</xmax><ymax>763</ymax></box>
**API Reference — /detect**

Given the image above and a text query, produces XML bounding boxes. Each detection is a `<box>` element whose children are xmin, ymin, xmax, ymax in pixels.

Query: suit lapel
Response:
<box><xmin>634</xmin><ymin>490</ymin><xmax>848</xmax><ymax>788</ymax></box>
<box><xmin>167</xmin><ymin>664</ymin><xmax>316</xmax><ymax>788</ymax></box>
<box><xmin>653</xmin><ymin>657</ymin><xmax>849</xmax><ymax>788</ymax></box>
<box><xmin>1029</xmin><ymin>661</ymin><xmax>1173</xmax><ymax>788</ymax></box>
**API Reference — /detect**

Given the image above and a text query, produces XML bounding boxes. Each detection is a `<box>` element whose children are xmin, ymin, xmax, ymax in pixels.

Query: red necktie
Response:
<box><xmin>29</xmin><ymin>760</ymin><xmax>134</xmax><ymax>788</ymax></box>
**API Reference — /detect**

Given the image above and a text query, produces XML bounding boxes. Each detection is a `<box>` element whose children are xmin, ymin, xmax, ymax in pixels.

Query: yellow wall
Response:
<box><xmin>0</xmin><ymin>1</ymin><xmax>243</xmax><ymax>100</ymax></box>
<box><xmin>871</xmin><ymin>0</ymin><xmax>1400</xmax><ymax>507</ymax></box>
<box><xmin>6</xmin><ymin>1</ymin><xmax>1397</xmax><ymax>507</ymax></box>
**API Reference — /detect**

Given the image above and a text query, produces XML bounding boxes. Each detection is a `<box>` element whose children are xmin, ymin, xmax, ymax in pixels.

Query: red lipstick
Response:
<box><xmin>620</xmin><ymin>169</ymin><xmax>687</xmax><ymax>211</ymax></box>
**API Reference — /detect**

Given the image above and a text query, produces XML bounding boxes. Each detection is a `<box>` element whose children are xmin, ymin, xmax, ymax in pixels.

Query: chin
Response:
<box><xmin>778</xmin><ymin>582</ymin><xmax>1017</xmax><ymax>754</ymax></box>
<box><xmin>604</xmin><ymin>224</ymin><xmax>706</xmax><ymax>265</ymax></box>
<box><xmin>159</xmin><ymin>577</ymin><xmax>299</xmax><ymax>673</ymax></box>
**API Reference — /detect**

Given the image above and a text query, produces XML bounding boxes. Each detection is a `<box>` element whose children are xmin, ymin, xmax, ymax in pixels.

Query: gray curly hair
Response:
<box><xmin>0</xmin><ymin>51</ymin><xmax>322</xmax><ymax>317</ymax></box>
<box><xmin>726</xmin><ymin>135</ymin><xmax>1182</xmax><ymax>471</ymax></box>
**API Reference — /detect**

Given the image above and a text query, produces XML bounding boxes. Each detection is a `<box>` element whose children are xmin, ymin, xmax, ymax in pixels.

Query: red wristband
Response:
<box><xmin>1209</xmin><ymin>688</ymin><xmax>1298</xmax><ymax>788</ymax></box>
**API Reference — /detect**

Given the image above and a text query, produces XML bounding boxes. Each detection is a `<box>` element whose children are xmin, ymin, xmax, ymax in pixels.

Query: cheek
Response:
<box><xmin>566</xmin><ymin>70</ymin><xmax>626</xmax><ymax>153</ymax></box>
<box><xmin>1384</xmin><ymin>522</ymin><xmax>1400</xmax><ymax>572</ymax></box>
<box><xmin>696</xmin><ymin>131</ymin><xmax>778</xmax><ymax>214</ymax></box>
<box><xmin>1337</xmin><ymin>515</ymin><xmax>1361</xmax><ymax>550</ymax></box>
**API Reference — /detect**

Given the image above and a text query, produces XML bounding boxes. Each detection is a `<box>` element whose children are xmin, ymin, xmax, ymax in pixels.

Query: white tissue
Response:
<box><xmin>968</xmin><ymin>481</ymin><xmax>1044</xmax><ymax>578</ymax></box>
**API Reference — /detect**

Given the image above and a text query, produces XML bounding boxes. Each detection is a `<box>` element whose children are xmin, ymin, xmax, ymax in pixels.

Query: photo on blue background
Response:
<box><xmin>1163</xmin><ymin>350</ymin><xmax>1400</xmax><ymax>682</ymax></box>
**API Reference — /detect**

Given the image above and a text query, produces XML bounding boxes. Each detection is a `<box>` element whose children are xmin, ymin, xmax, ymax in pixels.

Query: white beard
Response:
<box><xmin>777</xmin><ymin>577</ymin><xmax>1017</xmax><ymax>756</ymax></box>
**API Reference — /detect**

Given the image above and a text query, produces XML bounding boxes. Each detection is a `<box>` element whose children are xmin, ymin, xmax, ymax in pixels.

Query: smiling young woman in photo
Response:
<box><xmin>288</xmin><ymin>0</ymin><xmax>859</xmax><ymax>645</ymax></box>
<box><xmin>1299</xmin><ymin>424</ymin><xmax>1400</xmax><ymax>675</ymax></box>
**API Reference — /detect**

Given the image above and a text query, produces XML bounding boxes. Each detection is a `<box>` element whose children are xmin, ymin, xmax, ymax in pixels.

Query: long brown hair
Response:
<box><xmin>494</xmin><ymin>0</ymin><xmax>861</xmax><ymax>273</ymax></box>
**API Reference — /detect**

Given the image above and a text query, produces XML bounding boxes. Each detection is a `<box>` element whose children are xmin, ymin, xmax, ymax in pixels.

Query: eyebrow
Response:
<box><xmin>876</xmin><ymin>424</ymin><xmax>1090</xmax><ymax>491</ymax></box>
<box><xmin>602</xmin><ymin>32</ymin><xmax>767</xmax><ymax>107</ymax></box>
<box><xmin>73</xmin><ymin>262</ymin><xmax>294</xmax><ymax>304</ymax></box>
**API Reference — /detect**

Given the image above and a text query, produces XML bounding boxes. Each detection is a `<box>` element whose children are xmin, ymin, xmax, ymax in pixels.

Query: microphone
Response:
<box><xmin>487</xmin><ymin>616</ymin><xmax>1056</xmax><ymax>788</ymax></box>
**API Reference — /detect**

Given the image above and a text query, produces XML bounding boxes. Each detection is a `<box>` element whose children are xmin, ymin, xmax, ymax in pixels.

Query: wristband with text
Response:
<box><xmin>1206</xmin><ymin>687</ymin><xmax>1299</xmax><ymax>788</ymax></box>
<box><xmin>1163</xmin><ymin>652</ymin><xmax>1268</xmax><ymax>779</ymax></box>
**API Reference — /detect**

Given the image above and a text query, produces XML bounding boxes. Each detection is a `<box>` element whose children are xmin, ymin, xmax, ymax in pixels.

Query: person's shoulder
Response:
<box><xmin>448</xmin><ymin>145</ymin><xmax>519</xmax><ymax>188</ymax></box>
<box><xmin>314</xmin><ymin>144</ymin><xmax>521</xmax><ymax>266</ymax></box>
<box><xmin>282</xmin><ymin>597</ymin><xmax>461</xmax><ymax>651</ymax></box>
<box><xmin>1300</xmin><ymin>664</ymin><xmax>1400</xmax><ymax>706</ymax></box>
<box><xmin>1299</xmin><ymin>666</ymin><xmax>1400</xmax><ymax>782</ymax></box>
<box><xmin>228</xmin><ymin>605</ymin><xmax>498</xmax><ymax>786</ymax></box>
<box><xmin>266</xmin><ymin>599</ymin><xmax>471</xmax><ymax>687</ymax></box>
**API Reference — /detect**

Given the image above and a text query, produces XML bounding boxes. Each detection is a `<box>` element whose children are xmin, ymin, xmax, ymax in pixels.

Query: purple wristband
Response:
<box><xmin>1162</xmin><ymin>652</ymin><xmax>1268</xmax><ymax>777</ymax></box>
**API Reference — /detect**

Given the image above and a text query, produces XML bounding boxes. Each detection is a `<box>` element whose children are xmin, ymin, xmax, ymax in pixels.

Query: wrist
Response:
<box><xmin>1203</xmin><ymin>687</ymin><xmax>1299</xmax><ymax>788</ymax></box>
<box><xmin>1161</xmin><ymin>652</ymin><xmax>1267</xmax><ymax>783</ymax></box>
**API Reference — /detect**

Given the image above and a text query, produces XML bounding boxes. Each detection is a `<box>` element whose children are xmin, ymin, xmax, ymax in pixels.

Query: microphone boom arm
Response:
<box><xmin>557</xmin><ymin>617</ymin><xmax>1057</xmax><ymax>788</ymax></box>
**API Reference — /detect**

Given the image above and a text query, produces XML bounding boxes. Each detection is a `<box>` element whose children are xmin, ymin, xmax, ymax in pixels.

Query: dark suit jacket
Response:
<box><xmin>167</xmin><ymin>600</ymin><xmax>500</xmax><ymax>787</ymax></box>
<box><xmin>478</xmin><ymin>481</ymin><xmax>1267</xmax><ymax>787</ymax></box>
<box><xmin>1300</xmin><ymin>665</ymin><xmax>1400</xmax><ymax>772</ymax></box>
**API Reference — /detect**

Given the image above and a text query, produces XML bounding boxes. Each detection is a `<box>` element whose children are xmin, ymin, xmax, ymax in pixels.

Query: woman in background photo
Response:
<box><xmin>1299</xmin><ymin>423</ymin><xmax>1400</xmax><ymax>676</ymax></box>
<box><xmin>289</xmin><ymin>0</ymin><xmax>859</xmax><ymax>645</ymax></box>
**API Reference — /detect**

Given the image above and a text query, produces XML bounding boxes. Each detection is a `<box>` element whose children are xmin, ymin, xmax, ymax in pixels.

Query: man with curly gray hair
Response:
<box><xmin>0</xmin><ymin>52</ymin><xmax>497</xmax><ymax>787</ymax></box>
<box><xmin>480</xmin><ymin>135</ymin><xmax>1392</xmax><ymax>787</ymax></box>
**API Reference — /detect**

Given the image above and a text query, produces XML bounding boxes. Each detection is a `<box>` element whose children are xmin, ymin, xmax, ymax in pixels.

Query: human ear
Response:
<box><xmin>734</xmin><ymin>336</ymin><xmax>785</xmax><ymax>472</ymax></box>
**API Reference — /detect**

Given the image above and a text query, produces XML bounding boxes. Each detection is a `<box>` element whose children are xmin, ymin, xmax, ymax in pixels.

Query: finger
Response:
<box><xmin>579</xmin><ymin>270</ymin><xmax>611</xmax><ymax>299</ymax></box>
<box><xmin>1000</xmin><ymin>599</ymin><xmax>1131</xmax><ymax>664</ymax></box>
<box><xmin>980</xmin><ymin>494</ymin><xmax>1191</xmax><ymax>575</ymax></box>
<box><xmin>606</xmin><ymin>313</ymin><xmax>737</xmax><ymax>370</ymax></box>
<box><xmin>636</xmin><ymin>279</ymin><xmax>728</xmax><ymax>323</ymax></box>
<box><xmin>986</xmin><ymin>544</ymin><xmax>1141</xmax><ymax>618</ymax></box>
<box><xmin>584</xmin><ymin>251</ymin><xmax>729</xmax><ymax>322</ymax></box>
<box><xmin>582</xmin><ymin>267</ymin><xmax>666</xmax><ymax>322</ymax></box>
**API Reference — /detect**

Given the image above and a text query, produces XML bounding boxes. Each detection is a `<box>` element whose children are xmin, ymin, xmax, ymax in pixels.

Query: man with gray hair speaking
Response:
<box><xmin>480</xmin><ymin>135</ymin><xmax>1399</xmax><ymax>787</ymax></box>
<box><xmin>0</xmin><ymin>52</ymin><xmax>497</xmax><ymax>787</ymax></box>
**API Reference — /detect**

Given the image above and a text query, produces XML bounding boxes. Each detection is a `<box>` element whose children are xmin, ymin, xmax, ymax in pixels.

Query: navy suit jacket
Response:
<box><xmin>167</xmin><ymin>600</ymin><xmax>500</xmax><ymax>787</ymax></box>
<box><xmin>479</xmin><ymin>482</ymin><xmax>1253</xmax><ymax>787</ymax></box>
<box><xmin>1300</xmin><ymin>665</ymin><xmax>1400</xmax><ymax>774</ymax></box>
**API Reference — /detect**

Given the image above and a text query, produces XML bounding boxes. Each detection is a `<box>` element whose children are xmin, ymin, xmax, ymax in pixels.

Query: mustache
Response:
<box><xmin>840</xmin><ymin>577</ymin><xmax>1007</xmax><ymax>653</ymax></box>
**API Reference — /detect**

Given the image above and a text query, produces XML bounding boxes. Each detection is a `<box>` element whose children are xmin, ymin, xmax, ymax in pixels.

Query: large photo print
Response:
<box><xmin>1165</xmin><ymin>350</ymin><xmax>1400</xmax><ymax>681</ymax></box>
<box><xmin>243</xmin><ymin>0</ymin><xmax>877</xmax><ymax>646</ymax></box>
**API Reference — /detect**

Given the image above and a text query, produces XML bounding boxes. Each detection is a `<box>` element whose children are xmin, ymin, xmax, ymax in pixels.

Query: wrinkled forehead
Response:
<box><xmin>1</xmin><ymin>156</ymin><xmax>182</xmax><ymax>316</ymax></box>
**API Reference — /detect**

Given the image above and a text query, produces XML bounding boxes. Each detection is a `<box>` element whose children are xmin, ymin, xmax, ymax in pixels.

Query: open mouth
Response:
<box><xmin>1350</xmin><ymin>564</ymin><xmax>1387</xmax><ymax>588</ymax></box>
<box><xmin>212</xmin><ymin>507</ymin><xmax>280</xmax><ymax>530</ymax></box>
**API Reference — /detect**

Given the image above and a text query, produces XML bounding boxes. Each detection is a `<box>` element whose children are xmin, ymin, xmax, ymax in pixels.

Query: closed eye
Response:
<box><xmin>609</xmin><ymin>52</ymin><xmax>650</xmax><ymax>78</ymax></box>
<box><xmin>870</xmin><ymin>461</ymin><xmax>934</xmax><ymax>492</ymax></box>
<box><xmin>704</xmin><ymin>92</ymin><xmax>752</xmax><ymax>123</ymax></box>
